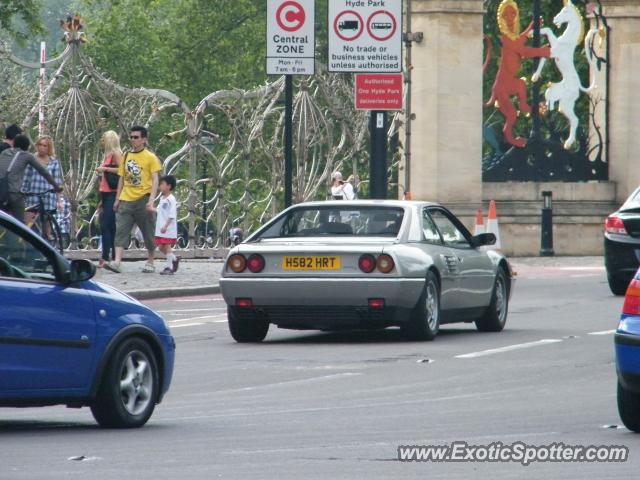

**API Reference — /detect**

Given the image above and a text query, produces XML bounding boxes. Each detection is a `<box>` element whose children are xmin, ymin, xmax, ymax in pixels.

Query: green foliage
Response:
<box><xmin>79</xmin><ymin>0</ymin><xmax>267</xmax><ymax>106</ymax></box>
<box><xmin>0</xmin><ymin>0</ymin><xmax>44</xmax><ymax>43</ymax></box>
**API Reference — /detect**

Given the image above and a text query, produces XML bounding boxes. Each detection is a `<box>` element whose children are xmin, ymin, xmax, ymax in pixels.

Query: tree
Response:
<box><xmin>0</xmin><ymin>0</ymin><xmax>44</xmax><ymax>43</ymax></box>
<box><xmin>79</xmin><ymin>0</ymin><xmax>267</xmax><ymax>107</ymax></box>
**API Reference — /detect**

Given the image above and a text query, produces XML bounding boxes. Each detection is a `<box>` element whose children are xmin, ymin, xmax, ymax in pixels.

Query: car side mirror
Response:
<box><xmin>471</xmin><ymin>233</ymin><xmax>496</xmax><ymax>248</ymax></box>
<box><xmin>68</xmin><ymin>259</ymin><xmax>97</xmax><ymax>283</ymax></box>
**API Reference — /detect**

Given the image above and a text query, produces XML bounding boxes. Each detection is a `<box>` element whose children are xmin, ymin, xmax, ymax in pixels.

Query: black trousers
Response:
<box><xmin>100</xmin><ymin>191</ymin><xmax>117</xmax><ymax>261</ymax></box>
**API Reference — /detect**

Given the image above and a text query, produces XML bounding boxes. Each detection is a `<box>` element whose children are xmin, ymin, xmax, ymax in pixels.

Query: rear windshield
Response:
<box><xmin>254</xmin><ymin>206</ymin><xmax>405</xmax><ymax>239</ymax></box>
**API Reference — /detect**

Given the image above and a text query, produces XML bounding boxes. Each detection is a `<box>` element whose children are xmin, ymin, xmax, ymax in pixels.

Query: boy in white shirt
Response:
<box><xmin>153</xmin><ymin>175</ymin><xmax>180</xmax><ymax>275</ymax></box>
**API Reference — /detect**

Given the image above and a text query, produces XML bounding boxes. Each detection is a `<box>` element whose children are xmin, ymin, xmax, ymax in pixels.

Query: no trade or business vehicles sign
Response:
<box><xmin>328</xmin><ymin>0</ymin><xmax>402</xmax><ymax>73</ymax></box>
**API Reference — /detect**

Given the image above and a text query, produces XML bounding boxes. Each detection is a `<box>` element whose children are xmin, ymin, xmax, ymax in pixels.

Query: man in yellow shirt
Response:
<box><xmin>105</xmin><ymin>126</ymin><xmax>162</xmax><ymax>273</ymax></box>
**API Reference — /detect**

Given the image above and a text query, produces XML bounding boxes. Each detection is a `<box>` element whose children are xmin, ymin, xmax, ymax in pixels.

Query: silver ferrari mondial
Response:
<box><xmin>220</xmin><ymin>200</ymin><xmax>514</xmax><ymax>342</ymax></box>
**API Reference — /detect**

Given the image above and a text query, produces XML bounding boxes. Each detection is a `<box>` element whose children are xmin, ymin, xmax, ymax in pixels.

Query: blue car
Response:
<box><xmin>616</xmin><ymin>269</ymin><xmax>640</xmax><ymax>432</ymax></box>
<box><xmin>0</xmin><ymin>211</ymin><xmax>175</xmax><ymax>428</ymax></box>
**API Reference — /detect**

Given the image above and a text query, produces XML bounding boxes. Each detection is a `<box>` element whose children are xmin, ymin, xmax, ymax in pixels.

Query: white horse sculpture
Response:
<box><xmin>532</xmin><ymin>0</ymin><xmax>598</xmax><ymax>149</ymax></box>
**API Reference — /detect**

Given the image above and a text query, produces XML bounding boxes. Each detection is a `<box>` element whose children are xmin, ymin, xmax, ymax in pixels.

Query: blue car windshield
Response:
<box><xmin>256</xmin><ymin>206</ymin><xmax>405</xmax><ymax>238</ymax></box>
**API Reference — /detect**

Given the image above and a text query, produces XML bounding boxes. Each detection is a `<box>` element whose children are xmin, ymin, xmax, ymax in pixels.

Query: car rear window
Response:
<box><xmin>256</xmin><ymin>206</ymin><xmax>405</xmax><ymax>238</ymax></box>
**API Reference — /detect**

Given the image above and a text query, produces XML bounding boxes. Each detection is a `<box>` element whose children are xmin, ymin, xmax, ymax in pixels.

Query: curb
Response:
<box><xmin>125</xmin><ymin>284</ymin><xmax>221</xmax><ymax>301</ymax></box>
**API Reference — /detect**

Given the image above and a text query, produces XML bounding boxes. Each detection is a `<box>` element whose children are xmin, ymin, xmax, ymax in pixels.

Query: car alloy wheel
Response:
<box><xmin>119</xmin><ymin>349</ymin><xmax>154</xmax><ymax>416</ymax></box>
<box><xmin>425</xmin><ymin>280</ymin><xmax>439</xmax><ymax>332</ymax></box>
<box><xmin>403</xmin><ymin>271</ymin><xmax>440</xmax><ymax>341</ymax></box>
<box><xmin>475</xmin><ymin>268</ymin><xmax>509</xmax><ymax>332</ymax></box>
<box><xmin>90</xmin><ymin>338</ymin><xmax>159</xmax><ymax>428</ymax></box>
<box><xmin>494</xmin><ymin>276</ymin><xmax>507</xmax><ymax>325</ymax></box>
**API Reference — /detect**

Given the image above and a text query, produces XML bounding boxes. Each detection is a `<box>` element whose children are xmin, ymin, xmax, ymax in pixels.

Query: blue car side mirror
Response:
<box><xmin>67</xmin><ymin>259</ymin><xmax>97</xmax><ymax>283</ymax></box>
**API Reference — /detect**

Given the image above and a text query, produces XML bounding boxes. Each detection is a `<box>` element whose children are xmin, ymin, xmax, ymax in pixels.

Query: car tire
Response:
<box><xmin>475</xmin><ymin>268</ymin><xmax>509</xmax><ymax>332</ymax></box>
<box><xmin>608</xmin><ymin>274</ymin><xmax>630</xmax><ymax>296</ymax></box>
<box><xmin>228</xmin><ymin>307</ymin><xmax>269</xmax><ymax>343</ymax></box>
<box><xmin>402</xmin><ymin>271</ymin><xmax>440</xmax><ymax>341</ymax></box>
<box><xmin>618</xmin><ymin>381</ymin><xmax>640</xmax><ymax>433</ymax></box>
<box><xmin>90</xmin><ymin>338</ymin><xmax>159</xmax><ymax>428</ymax></box>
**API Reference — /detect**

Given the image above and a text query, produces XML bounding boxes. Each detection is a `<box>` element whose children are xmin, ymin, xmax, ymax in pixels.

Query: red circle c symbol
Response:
<box><xmin>276</xmin><ymin>1</ymin><xmax>306</xmax><ymax>32</ymax></box>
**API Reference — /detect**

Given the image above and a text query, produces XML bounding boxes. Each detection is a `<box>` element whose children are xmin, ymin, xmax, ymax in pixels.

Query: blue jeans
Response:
<box><xmin>100</xmin><ymin>192</ymin><xmax>116</xmax><ymax>261</ymax></box>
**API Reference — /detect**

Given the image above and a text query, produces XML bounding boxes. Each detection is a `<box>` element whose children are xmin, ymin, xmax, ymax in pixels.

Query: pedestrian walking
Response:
<box><xmin>21</xmin><ymin>136</ymin><xmax>64</xmax><ymax>239</ymax></box>
<box><xmin>152</xmin><ymin>175</ymin><xmax>180</xmax><ymax>275</ymax></box>
<box><xmin>104</xmin><ymin>126</ymin><xmax>162</xmax><ymax>274</ymax></box>
<box><xmin>0</xmin><ymin>134</ymin><xmax>62</xmax><ymax>222</ymax></box>
<box><xmin>95</xmin><ymin>130</ymin><xmax>122</xmax><ymax>268</ymax></box>
<box><xmin>0</xmin><ymin>124</ymin><xmax>22</xmax><ymax>154</ymax></box>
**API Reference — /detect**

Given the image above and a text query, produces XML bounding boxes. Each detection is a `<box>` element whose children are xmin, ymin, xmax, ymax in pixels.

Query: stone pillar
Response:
<box><xmin>602</xmin><ymin>0</ymin><xmax>640</xmax><ymax>202</ymax></box>
<box><xmin>406</xmin><ymin>0</ymin><xmax>484</xmax><ymax>204</ymax></box>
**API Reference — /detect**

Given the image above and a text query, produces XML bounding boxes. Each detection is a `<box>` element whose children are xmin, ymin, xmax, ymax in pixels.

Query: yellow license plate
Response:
<box><xmin>282</xmin><ymin>256</ymin><xmax>341</xmax><ymax>270</ymax></box>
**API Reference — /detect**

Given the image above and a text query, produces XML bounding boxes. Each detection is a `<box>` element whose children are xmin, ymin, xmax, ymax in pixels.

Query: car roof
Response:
<box><xmin>284</xmin><ymin>200</ymin><xmax>439</xmax><ymax>209</ymax></box>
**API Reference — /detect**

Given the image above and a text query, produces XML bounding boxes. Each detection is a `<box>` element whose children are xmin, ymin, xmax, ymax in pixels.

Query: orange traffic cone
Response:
<box><xmin>474</xmin><ymin>208</ymin><xmax>485</xmax><ymax>236</ymax></box>
<box><xmin>486</xmin><ymin>200</ymin><xmax>502</xmax><ymax>249</ymax></box>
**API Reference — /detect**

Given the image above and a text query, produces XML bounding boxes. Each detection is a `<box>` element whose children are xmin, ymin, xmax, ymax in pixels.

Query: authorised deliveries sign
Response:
<box><xmin>328</xmin><ymin>0</ymin><xmax>402</xmax><ymax>73</ymax></box>
<box><xmin>267</xmin><ymin>0</ymin><xmax>315</xmax><ymax>75</ymax></box>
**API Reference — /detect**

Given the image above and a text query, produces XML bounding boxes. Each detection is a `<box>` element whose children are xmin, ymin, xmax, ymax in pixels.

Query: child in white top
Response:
<box><xmin>153</xmin><ymin>175</ymin><xmax>180</xmax><ymax>275</ymax></box>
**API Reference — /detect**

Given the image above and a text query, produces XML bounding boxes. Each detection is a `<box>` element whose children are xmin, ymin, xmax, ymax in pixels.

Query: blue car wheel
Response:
<box><xmin>91</xmin><ymin>338</ymin><xmax>159</xmax><ymax>428</ymax></box>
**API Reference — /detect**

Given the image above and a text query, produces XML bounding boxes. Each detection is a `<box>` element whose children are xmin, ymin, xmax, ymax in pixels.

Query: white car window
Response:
<box><xmin>422</xmin><ymin>209</ymin><xmax>442</xmax><ymax>244</ymax></box>
<box><xmin>428</xmin><ymin>209</ymin><xmax>470</xmax><ymax>248</ymax></box>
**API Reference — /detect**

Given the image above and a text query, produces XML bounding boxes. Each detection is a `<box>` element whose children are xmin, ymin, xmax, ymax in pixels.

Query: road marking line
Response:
<box><xmin>168</xmin><ymin>314</ymin><xmax>227</xmax><ymax>323</ymax></box>
<box><xmin>455</xmin><ymin>339</ymin><xmax>563</xmax><ymax>359</ymax></box>
<box><xmin>170</xmin><ymin>322</ymin><xmax>205</xmax><ymax>328</ymax></box>
<box><xmin>213</xmin><ymin>319</ymin><xmax>228</xmax><ymax>323</ymax></box>
<box><xmin>588</xmin><ymin>329</ymin><xmax>616</xmax><ymax>336</ymax></box>
<box><xmin>158</xmin><ymin>308</ymin><xmax>226</xmax><ymax>314</ymax></box>
<box><xmin>193</xmin><ymin>373</ymin><xmax>363</xmax><ymax>396</ymax></box>
<box><xmin>172</xmin><ymin>297</ymin><xmax>220</xmax><ymax>303</ymax></box>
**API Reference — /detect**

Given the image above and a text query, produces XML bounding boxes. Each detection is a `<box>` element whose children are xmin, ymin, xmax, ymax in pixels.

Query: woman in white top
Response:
<box><xmin>330</xmin><ymin>171</ymin><xmax>355</xmax><ymax>200</ymax></box>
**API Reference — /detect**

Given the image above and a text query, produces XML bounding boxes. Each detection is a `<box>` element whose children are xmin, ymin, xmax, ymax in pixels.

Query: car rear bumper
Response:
<box><xmin>221</xmin><ymin>277</ymin><xmax>424</xmax><ymax>327</ymax></box>
<box><xmin>615</xmin><ymin>330</ymin><xmax>640</xmax><ymax>393</ymax></box>
<box><xmin>221</xmin><ymin>277</ymin><xmax>424</xmax><ymax>307</ymax></box>
<box><xmin>605</xmin><ymin>236</ymin><xmax>640</xmax><ymax>279</ymax></box>
<box><xmin>230</xmin><ymin>304</ymin><xmax>413</xmax><ymax>330</ymax></box>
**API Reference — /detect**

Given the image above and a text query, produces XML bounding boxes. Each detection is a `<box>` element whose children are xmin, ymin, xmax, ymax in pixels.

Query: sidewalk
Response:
<box><xmin>92</xmin><ymin>256</ymin><xmax>605</xmax><ymax>301</ymax></box>
<box><xmin>93</xmin><ymin>259</ymin><xmax>224</xmax><ymax>300</ymax></box>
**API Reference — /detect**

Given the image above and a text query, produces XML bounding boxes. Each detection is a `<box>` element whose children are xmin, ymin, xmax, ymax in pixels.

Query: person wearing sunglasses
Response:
<box><xmin>104</xmin><ymin>125</ymin><xmax>162</xmax><ymax>274</ymax></box>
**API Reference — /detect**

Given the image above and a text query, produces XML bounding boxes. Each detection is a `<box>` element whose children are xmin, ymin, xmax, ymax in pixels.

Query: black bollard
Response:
<box><xmin>540</xmin><ymin>191</ymin><xmax>554</xmax><ymax>257</ymax></box>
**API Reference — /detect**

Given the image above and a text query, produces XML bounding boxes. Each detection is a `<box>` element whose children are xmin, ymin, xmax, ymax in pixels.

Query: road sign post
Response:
<box><xmin>267</xmin><ymin>0</ymin><xmax>315</xmax><ymax>208</ymax></box>
<box><xmin>369</xmin><ymin>111</ymin><xmax>388</xmax><ymax>199</ymax></box>
<box><xmin>329</xmin><ymin>1</ymin><xmax>401</xmax><ymax>200</ymax></box>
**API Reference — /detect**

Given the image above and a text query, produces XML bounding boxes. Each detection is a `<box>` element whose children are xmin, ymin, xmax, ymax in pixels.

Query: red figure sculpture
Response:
<box><xmin>485</xmin><ymin>0</ymin><xmax>551</xmax><ymax>148</ymax></box>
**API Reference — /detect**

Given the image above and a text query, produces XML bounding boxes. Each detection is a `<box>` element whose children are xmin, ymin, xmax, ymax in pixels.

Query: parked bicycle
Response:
<box><xmin>24</xmin><ymin>190</ymin><xmax>64</xmax><ymax>254</ymax></box>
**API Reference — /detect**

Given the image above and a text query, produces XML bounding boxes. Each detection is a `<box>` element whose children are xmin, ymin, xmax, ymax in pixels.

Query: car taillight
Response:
<box><xmin>228</xmin><ymin>254</ymin><xmax>246</xmax><ymax>273</ymax></box>
<box><xmin>605</xmin><ymin>215</ymin><xmax>628</xmax><ymax>235</ymax></box>
<box><xmin>236</xmin><ymin>298</ymin><xmax>253</xmax><ymax>308</ymax></box>
<box><xmin>246</xmin><ymin>254</ymin><xmax>265</xmax><ymax>273</ymax></box>
<box><xmin>358</xmin><ymin>254</ymin><xmax>376</xmax><ymax>273</ymax></box>
<box><xmin>368</xmin><ymin>298</ymin><xmax>385</xmax><ymax>308</ymax></box>
<box><xmin>623</xmin><ymin>278</ymin><xmax>640</xmax><ymax>315</ymax></box>
<box><xmin>377</xmin><ymin>254</ymin><xmax>395</xmax><ymax>273</ymax></box>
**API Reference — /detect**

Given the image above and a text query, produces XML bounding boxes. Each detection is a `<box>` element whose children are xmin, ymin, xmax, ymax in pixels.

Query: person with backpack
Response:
<box><xmin>0</xmin><ymin>135</ymin><xmax>62</xmax><ymax>222</ymax></box>
<box><xmin>0</xmin><ymin>124</ymin><xmax>22</xmax><ymax>154</ymax></box>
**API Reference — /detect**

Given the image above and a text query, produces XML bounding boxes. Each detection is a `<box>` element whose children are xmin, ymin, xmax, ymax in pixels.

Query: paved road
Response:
<box><xmin>2</xmin><ymin>264</ymin><xmax>639</xmax><ymax>479</ymax></box>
